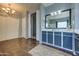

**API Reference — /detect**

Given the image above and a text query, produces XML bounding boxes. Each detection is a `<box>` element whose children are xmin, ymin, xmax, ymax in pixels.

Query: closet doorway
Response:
<box><xmin>31</xmin><ymin>12</ymin><xmax>36</xmax><ymax>39</ymax></box>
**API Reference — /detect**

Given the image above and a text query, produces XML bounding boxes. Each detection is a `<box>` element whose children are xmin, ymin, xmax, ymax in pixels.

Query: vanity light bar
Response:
<box><xmin>58</xmin><ymin>10</ymin><xmax>62</xmax><ymax>14</ymax></box>
<box><xmin>50</xmin><ymin>10</ymin><xmax>62</xmax><ymax>16</ymax></box>
<box><xmin>50</xmin><ymin>13</ymin><xmax>54</xmax><ymax>16</ymax></box>
<box><xmin>54</xmin><ymin>12</ymin><xmax>57</xmax><ymax>15</ymax></box>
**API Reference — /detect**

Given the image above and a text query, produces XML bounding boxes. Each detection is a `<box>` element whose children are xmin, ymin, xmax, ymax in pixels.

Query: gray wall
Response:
<box><xmin>45</xmin><ymin>3</ymin><xmax>74</xmax><ymax>14</ymax></box>
<box><xmin>40</xmin><ymin>4</ymin><xmax>46</xmax><ymax>29</ymax></box>
<box><xmin>74</xmin><ymin>4</ymin><xmax>79</xmax><ymax>29</ymax></box>
<box><xmin>74</xmin><ymin>4</ymin><xmax>79</xmax><ymax>34</ymax></box>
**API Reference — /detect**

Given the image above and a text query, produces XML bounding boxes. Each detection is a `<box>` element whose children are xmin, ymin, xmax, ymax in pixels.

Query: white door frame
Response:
<box><xmin>28</xmin><ymin>10</ymin><xmax>41</xmax><ymax>42</ymax></box>
<box><xmin>28</xmin><ymin>12</ymin><xmax>31</xmax><ymax>38</ymax></box>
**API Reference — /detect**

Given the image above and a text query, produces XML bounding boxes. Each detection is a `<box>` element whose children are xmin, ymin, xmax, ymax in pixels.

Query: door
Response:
<box><xmin>63</xmin><ymin>32</ymin><xmax>72</xmax><ymax>50</ymax></box>
<box><xmin>31</xmin><ymin>12</ymin><xmax>36</xmax><ymax>39</ymax></box>
<box><xmin>42</xmin><ymin>31</ymin><xmax>47</xmax><ymax>42</ymax></box>
<box><xmin>48</xmin><ymin>31</ymin><xmax>53</xmax><ymax>44</ymax></box>
<box><xmin>54</xmin><ymin>32</ymin><xmax>61</xmax><ymax>46</ymax></box>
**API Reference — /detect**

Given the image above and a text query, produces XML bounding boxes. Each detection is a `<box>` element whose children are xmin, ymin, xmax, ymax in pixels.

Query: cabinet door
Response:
<box><xmin>75</xmin><ymin>34</ymin><xmax>79</xmax><ymax>55</ymax></box>
<box><xmin>75</xmin><ymin>39</ymin><xmax>79</xmax><ymax>51</ymax></box>
<box><xmin>42</xmin><ymin>31</ymin><xmax>46</xmax><ymax>42</ymax></box>
<box><xmin>63</xmin><ymin>32</ymin><xmax>72</xmax><ymax>50</ymax></box>
<box><xmin>63</xmin><ymin>36</ymin><xmax>72</xmax><ymax>49</ymax></box>
<box><xmin>48</xmin><ymin>32</ymin><xmax>53</xmax><ymax>44</ymax></box>
<box><xmin>54</xmin><ymin>32</ymin><xmax>61</xmax><ymax>46</ymax></box>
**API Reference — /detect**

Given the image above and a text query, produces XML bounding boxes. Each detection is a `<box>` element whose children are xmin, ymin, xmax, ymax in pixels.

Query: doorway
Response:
<box><xmin>31</xmin><ymin>12</ymin><xmax>36</xmax><ymax>39</ymax></box>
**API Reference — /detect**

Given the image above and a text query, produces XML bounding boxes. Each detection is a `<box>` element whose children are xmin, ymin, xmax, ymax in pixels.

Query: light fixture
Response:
<box><xmin>50</xmin><ymin>12</ymin><xmax>57</xmax><ymax>16</ymax></box>
<box><xmin>2</xmin><ymin>8</ymin><xmax>6</xmax><ymax>10</ymax></box>
<box><xmin>54</xmin><ymin>12</ymin><xmax>57</xmax><ymax>15</ymax></box>
<box><xmin>50</xmin><ymin>10</ymin><xmax>62</xmax><ymax>16</ymax></box>
<box><xmin>1</xmin><ymin>4</ymin><xmax>16</xmax><ymax>15</ymax></box>
<box><xmin>50</xmin><ymin>12</ymin><xmax>54</xmax><ymax>16</ymax></box>
<box><xmin>58</xmin><ymin>10</ymin><xmax>62</xmax><ymax>14</ymax></box>
<box><xmin>6</xmin><ymin>8</ymin><xmax>10</xmax><ymax>10</ymax></box>
<box><xmin>12</xmin><ymin>10</ymin><xmax>16</xmax><ymax>14</ymax></box>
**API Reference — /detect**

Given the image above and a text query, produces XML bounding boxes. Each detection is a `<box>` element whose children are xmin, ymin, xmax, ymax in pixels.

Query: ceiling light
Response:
<box><xmin>12</xmin><ymin>10</ymin><xmax>16</xmax><ymax>14</ymax></box>
<box><xmin>2</xmin><ymin>8</ymin><xmax>6</xmax><ymax>10</ymax></box>
<box><xmin>6</xmin><ymin>8</ymin><xmax>10</xmax><ymax>10</ymax></box>
<box><xmin>1</xmin><ymin>4</ymin><xmax>16</xmax><ymax>16</ymax></box>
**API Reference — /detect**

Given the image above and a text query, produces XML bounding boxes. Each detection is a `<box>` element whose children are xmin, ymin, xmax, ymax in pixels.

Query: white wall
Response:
<box><xmin>0</xmin><ymin>12</ymin><xmax>31</xmax><ymax>41</ymax></box>
<box><xmin>0</xmin><ymin>4</ymin><xmax>40</xmax><ymax>41</ymax></box>
<box><xmin>22</xmin><ymin>12</ymin><xmax>28</xmax><ymax>39</ymax></box>
<box><xmin>36</xmin><ymin>10</ymin><xmax>41</xmax><ymax>41</ymax></box>
<box><xmin>0</xmin><ymin>16</ymin><xmax>19</xmax><ymax>41</ymax></box>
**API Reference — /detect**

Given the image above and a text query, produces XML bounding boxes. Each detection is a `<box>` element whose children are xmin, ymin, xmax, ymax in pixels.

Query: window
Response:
<box><xmin>57</xmin><ymin>21</ymin><xmax>67</xmax><ymax>28</ymax></box>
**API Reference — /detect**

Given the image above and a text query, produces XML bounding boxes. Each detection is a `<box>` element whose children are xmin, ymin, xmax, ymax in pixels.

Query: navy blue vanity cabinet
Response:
<box><xmin>75</xmin><ymin>34</ymin><xmax>79</xmax><ymax>55</ymax></box>
<box><xmin>54</xmin><ymin>32</ymin><xmax>61</xmax><ymax>46</ymax></box>
<box><xmin>75</xmin><ymin>38</ymin><xmax>79</xmax><ymax>52</ymax></box>
<box><xmin>63</xmin><ymin>32</ymin><xmax>73</xmax><ymax>50</ymax></box>
<box><xmin>48</xmin><ymin>31</ymin><xmax>53</xmax><ymax>44</ymax></box>
<box><xmin>42</xmin><ymin>31</ymin><xmax>47</xmax><ymax>42</ymax></box>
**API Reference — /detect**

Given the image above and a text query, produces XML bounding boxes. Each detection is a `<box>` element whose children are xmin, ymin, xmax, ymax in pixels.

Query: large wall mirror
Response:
<box><xmin>45</xmin><ymin>9</ymin><xmax>71</xmax><ymax>29</ymax></box>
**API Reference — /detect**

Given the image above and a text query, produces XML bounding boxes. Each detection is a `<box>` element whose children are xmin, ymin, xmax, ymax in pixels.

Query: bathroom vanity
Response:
<box><xmin>41</xmin><ymin>8</ymin><xmax>79</xmax><ymax>55</ymax></box>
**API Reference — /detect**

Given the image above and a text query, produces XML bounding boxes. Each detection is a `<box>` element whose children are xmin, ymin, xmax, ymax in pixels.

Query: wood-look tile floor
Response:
<box><xmin>0</xmin><ymin>38</ymin><xmax>38</xmax><ymax>56</ymax></box>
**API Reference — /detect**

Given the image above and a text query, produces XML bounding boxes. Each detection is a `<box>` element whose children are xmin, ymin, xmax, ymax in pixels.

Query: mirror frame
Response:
<box><xmin>45</xmin><ymin>9</ymin><xmax>72</xmax><ymax>29</ymax></box>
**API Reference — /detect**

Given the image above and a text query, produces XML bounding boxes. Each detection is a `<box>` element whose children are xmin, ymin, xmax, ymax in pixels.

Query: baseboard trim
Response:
<box><xmin>0</xmin><ymin>37</ymin><xmax>26</xmax><ymax>42</ymax></box>
<box><xmin>42</xmin><ymin>43</ymin><xmax>74</xmax><ymax>56</ymax></box>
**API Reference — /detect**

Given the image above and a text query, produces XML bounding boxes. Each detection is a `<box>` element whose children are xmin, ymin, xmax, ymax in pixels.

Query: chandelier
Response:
<box><xmin>0</xmin><ymin>4</ymin><xmax>16</xmax><ymax>16</ymax></box>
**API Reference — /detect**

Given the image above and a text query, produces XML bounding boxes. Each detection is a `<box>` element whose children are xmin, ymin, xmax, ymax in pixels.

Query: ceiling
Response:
<box><xmin>0</xmin><ymin>3</ymin><xmax>40</xmax><ymax>14</ymax></box>
<box><xmin>42</xmin><ymin>3</ymin><xmax>54</xmax><ymax>7</ymax></box>
<box><xmin>0</xmin><ymin>3</ymin><xmax>54</xmax><ymax>16</ymax></box>
<box><xmin>0</xmin><ymin>3</ymin><xmax>54</xmax><ymax>13</ymax></box>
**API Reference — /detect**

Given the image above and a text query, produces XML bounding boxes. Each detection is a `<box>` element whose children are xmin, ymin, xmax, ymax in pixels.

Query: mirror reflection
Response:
<box><xmin>45</xmin><ymin>9</ymin><xmax>71</xmax><ymax>29</ymax></box>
